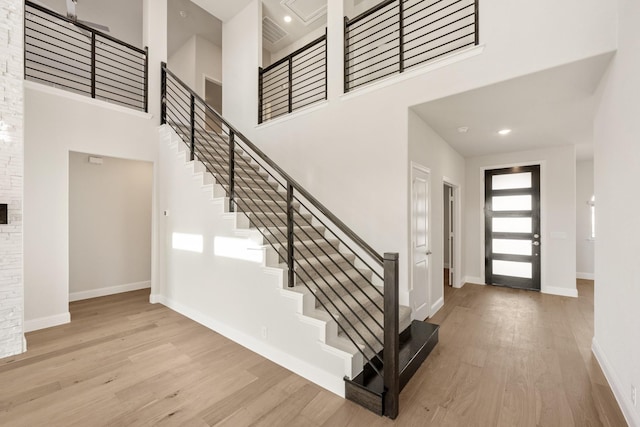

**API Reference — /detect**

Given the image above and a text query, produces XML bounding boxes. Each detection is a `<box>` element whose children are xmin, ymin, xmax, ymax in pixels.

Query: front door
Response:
<box><xmin>484</xmin><ymin>165</ymin><xmax>541</xmax><ymax>290</ymax></box>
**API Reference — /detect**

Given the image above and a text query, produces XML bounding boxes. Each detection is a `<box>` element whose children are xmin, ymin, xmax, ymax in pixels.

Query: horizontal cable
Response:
<box><xmin>25</xmin><ymin>15</ymin><xmax>90</xmax><ymax>45</ymax></box>
<box><xmin>97</xmin><ymin>95</ymin><xmax>143</xmax><ymax>110</ymax></box>
<box><xmin>291</xmin><ymin>42</ymin><xmax>325</xmax><ymax>64</ymax></box>
<box><xmin>96</xmin><ymin>35</ymin><xmax>146</xmax><ymax>61</ymax></box>
<box><xmin>95</xmin><ymin>54</ymin><xmax>144</xmax><ymax>75</ymax></box>
<box><xmin>95</xmin><ymin>86</ymin><xmax>143</xmax><ymax>104</ymax></box>
<box><xmin>291</xmin><ymin>68</ymin><xmax>325</xmax><ymax>89</ymax></box>
<box><xmin>291</xmin><ymin>55</ymin><xmax>325</xmax><ymax>77</ymax></box>
<box><xmin>95</xmin><ymin>44</ymin><xmax>145</xmax><ymax>69</ymax></box>
<box><xmin>95</xmin><ymin>64</ymin><xmax>144</xmax><ymax>87</ymax></box>
<box><xmin>294</xmin><ymin>195</ymin><xmax>384</xmax><ymax>284</ymax></box>
<box><xmin>95</xmin><ymin>76</ymin><xmax>144</xmax><ymax>98</ymax></box>
<box><xmin>404</xmin><ymin>11</ymin><xmax>474</xmax><ymax>45</ymax></box>
<box><xmin>346</xmin><ymin>52</ymin><xmax>399</xmax><ymax>79</ymax></box>
<box><xmin>348</xmin><ymin>14</ymin><xmax>400</xmax><ymax>49</ymax></box>
<box><xmin>25</xmin><ymin>23</ymin><xmax>90</xmax><ymax>52</ymax></box>
<box><xmin>95</xmin><ymin>70</ymin><xmax>144</xmax><ymax>92</ymax></box>
<box><xmin>291</xmin><ymin>212</ymin><xmax>383</xmax><ymax>312</ymax></box>
<box><xmin>404</xmin><ymin>0</ymin><xmax>465</xmax><ymax>26</ymax></box>
<box><xmin>346</xmin><ymin>42</ymin><xmax>399</xmax><ymax>73</ymax></box>
<box><xmin>260</xmin><ymin>73</ymin><xmax>289</xmax><ymax>95</ymax></box>
<box><xmin>346</xmin><ymin>27</ymin><xmax>399</xmax><ymax>58</ymax></box>
<box><xmin>347</xmin><ymin>1</ymin><xmax>397</xmax><ymax>38</ymax></box>
<box><xmin>25</xmin><ymin>55</ymin><xmax>91</xmax><ymax>82</ymax></box>
<box><xmin>294</xmin><ymin>268</ymin><xmax>383</xmax><ymax>378</ymax></box>
<box><xmin>404</xmin><ymin>28</ymin><xmax>474</xmax><ymax>57</ymax></box>
<box><xmin>348</xmin><ymin>68</ymin><xmax>399</xmax><ymax>90</ymax></box>
<box><xmin>25</xmin><ymin>34</ymin><xmax>90</xmax><ymax>62</ymax></box>
<box><xmin>25</xmin><ymin>72</ymin><xmax>90</xmax><ymax>94</ymax></box>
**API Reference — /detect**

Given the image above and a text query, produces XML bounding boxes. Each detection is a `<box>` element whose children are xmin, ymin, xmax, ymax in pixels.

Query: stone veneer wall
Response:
<box><xmin>0</xmin><ymin>0</ymin><xmax>25</xmax><ymax>358</ymax></box>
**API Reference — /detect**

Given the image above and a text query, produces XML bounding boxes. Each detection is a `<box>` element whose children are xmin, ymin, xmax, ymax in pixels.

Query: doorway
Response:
<box><xmin>204</xmin><ymin>78</ymin><xmax>222</xmax><ymax>133</ymax></box>
<box><xmin>411</xmin><ymin>163</ymin><xmax>431</xmax><ymax>320</ymax></box>
<box><xmin>484</xmin><ymin>165</ymin><xmax>541</xmax><ymax>290</ymax></box>
<box><xmin>443</xmin><ymin>183</ymin><xmax>454</xmax><ymax>288</ymax></box>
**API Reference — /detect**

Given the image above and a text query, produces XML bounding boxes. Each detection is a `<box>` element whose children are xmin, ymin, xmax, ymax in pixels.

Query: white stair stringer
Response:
<box><xmin>156</xmin><ymin>125</ymin><xmax>363</xmax><ymax>396</ymax></box>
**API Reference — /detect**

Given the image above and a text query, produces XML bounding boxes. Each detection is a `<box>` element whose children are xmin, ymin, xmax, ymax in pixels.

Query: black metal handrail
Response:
<box><xmin>24</xmin><ymin>0</ymin><xmax>148</xmax><ymax>112</ymax></box>
<box><xmin>344</xmin><ymin>0</ymin><xmax>479</xmax><ymax>92</ymax></box>
<box><xmin>162</xmin><ymin>62</ymin><xmax>401</xmax><ymax>417</ymax></box>
<box><xmin>259</xmin><ymin>31</ymin><xmax>327</xmax><ymax>123</ymax></box>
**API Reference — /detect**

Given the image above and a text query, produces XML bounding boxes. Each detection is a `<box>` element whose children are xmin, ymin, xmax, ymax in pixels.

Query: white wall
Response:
<box><xmin>0</xmin><ymin>0</ymin><xmax>25</xmax><ymax>358</ymax></box>
<box><xmin>167</xmin><ymin>35</ymin><xmax>197</xmax><ymax>91</ymax></box>
<box><xmin>592</xmin><ymin>1</ymin><xmax>640</xmax><ymax>425</ymax></box>
<box><xmin>270</xmin><ymin>25</ymin><xmax>326</xmax><ymax>64</ymax></box>
<box><xmin>156</xmin><ymin>127</ymin><xmax>352</xmax><ymax>396</ymax></box>
<box><xmin>222</xmin><ymin>0</ymin><xmax>616</xmax><ymax>310</ymax></box>
<box><xmin>168</xmin><ymin>35</ymin><xmax>222</xmax><ymax>99</ymax></box>
<box><xmin>464</xmin><ymin>145</ymin><xmax>577</xmax><ymax>297</ymax></box>
<box><xmin>408</xmin><ymin>111</ymin><xmax>465</xmax><ymax>317</ymax></box>
<box><xmin>69</xmin><ymin>153</ymin><xmax>152</xmax><ymax>301</ymax></box>
<box><xmin>23</xmin><ymin>85</ymin><xmax>157</xmax><ymax>332</ymax></box>
<box><xmin>195</xmin><ymin>37</ymin><xmax>223</xmax><ymax>96</ymax></box>
<box><xmin>576</xmin><ymin>160</ymin><xmax>594</xmax><ymax>279</ymax></box>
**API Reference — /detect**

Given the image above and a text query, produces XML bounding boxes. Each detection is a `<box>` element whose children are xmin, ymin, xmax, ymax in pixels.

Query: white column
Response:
<box><xmin>0</xmin><ymin>0</ymin><xmax>25</xmax><ymax>357</ymax></box>
<box><xmin>143</xmin><ymin>0</ymin><xmax>168</xmax><ymax>122</ymax></box>
<box><xmin>326</xmin><ymin>0</ymin><xmax>346</xmax><ymax>100</ymax></box>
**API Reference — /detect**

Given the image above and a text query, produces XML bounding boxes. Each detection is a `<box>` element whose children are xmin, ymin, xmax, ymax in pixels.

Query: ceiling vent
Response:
<box><xmin>280</xmin><ymin>0</ymin><xmax>326</xmax><ymax>26</ymax></box>
<box><xmin>262</xmin><ymin>16</ymin><xmax>288</xmax><ymax>45</ymax></box>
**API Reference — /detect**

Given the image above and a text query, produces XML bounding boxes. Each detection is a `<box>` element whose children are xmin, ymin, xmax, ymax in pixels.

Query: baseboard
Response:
<box><xmin>154</xmin><ymin>294</ymin><xmax>346</xmax><ymax>397</ymax></box>
<box><xmin>577</xmin><ymin>272</ymin><xmax>595</xmax><ymax>280</ymax></box>
<box><xmin>69</xmin><ymin>281</ymin><xmax>151</xmax><ymax>302</ymax></box>
<box><xmin>430</xmin><ymin>296</ymin><xmax>444</xmax><ymax>317</ymax></box>
<box><xmin>149</xmin><ymin>293</ymin><xmax>162</xmax><ymax>304</ymax></box>
<box><xmin>463</xmin><ymin>276</ymin><xmax>485</xmax><ymax>285</ymax></box>
<box><xmin>541</xmin><ymin>286</ymin><xmax>578</xmax><ymax>298</ymax></box>
<box><xmin>592</xmin><ymin>337</ymin><xmax>639</xmax><ymax>427</ymax></box>
<box><xmin>25</xmin><ymin>312</ymin><xmax>71</xmax><ymax>332</ymax></box>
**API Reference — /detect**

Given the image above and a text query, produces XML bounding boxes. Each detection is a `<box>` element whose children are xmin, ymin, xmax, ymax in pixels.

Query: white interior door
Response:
<box><xmin>447</xmin><ymin>185</ymin><xmax>454</xmax><ymax>287</ymax></box>
<box><xmin>411</xmin><ymin>165</ymin><xmax>430</xmax><ymax>320</ymax></box>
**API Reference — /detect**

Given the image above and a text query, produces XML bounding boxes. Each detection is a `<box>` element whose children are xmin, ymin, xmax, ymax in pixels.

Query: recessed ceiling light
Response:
<box><xmin>457</xmin><ymin>126</ymin><xmax>469</xmax><ymax>133</ymax></box>
<box><xmin>498</xmin><ymin>129</ymin><xmax>512</xmax><ymax>136</ymax></box>
<box><xmin>284</xmin><ymin>15</ymin><xmax>292</xmax><ymax>23</ymax></box>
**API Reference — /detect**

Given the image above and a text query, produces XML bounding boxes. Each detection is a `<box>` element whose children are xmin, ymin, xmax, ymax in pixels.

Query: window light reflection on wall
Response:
<box><xmin>214</xmin><ymin>236</ymin><xmax>264</xmax><ymax>263</ymax></box>
<box><xmin>172</xmin><ymin>232</ymin><xmax>204</xmax><ymax>253</ymax></box>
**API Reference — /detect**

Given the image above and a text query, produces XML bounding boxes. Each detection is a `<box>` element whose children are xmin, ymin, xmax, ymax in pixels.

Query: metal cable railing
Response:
<box><xmin>345</xmin><ymin>0</ymin><xmax>478</xmax><ymax>92</ymax></box>
<box><xmin>162</xmin><ymin>63</ymin><xmax>401</xmax><ymax>415</ymax></box>
<box><xmin>24</xmin><ymin>0</ymin><xmax>148</xmax><ymax>112</ymax></box>
<box><xmin>259</xmin><ymin>31</ymin><xmax>327</xmax><ymax>123</ymax></box>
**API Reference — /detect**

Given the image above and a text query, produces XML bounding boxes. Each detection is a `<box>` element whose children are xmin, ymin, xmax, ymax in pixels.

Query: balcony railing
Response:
<box><xmin>24</xmin><ymin>0</ymin><xmax>149</xmax><ymax>112</ymax></box>
<box><xmin>345</xmin><ymin>0</ymin><xmax>478</xmax><ymax>92</ymax></box>
<box><xmin>259</xmin><ymin>31</ymin><xmax>327</xmax><ymax>123</ymax></box>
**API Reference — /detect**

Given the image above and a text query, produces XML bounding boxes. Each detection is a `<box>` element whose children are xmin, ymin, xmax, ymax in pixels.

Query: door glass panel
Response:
<box><xmin>492</xmin><ymin>172</ymin><xmax>532</xmax><ymax>190</ymax></box>
<box><xmin>493</xmin><ymin>239</ymin><xmax>532</xmax><ymax>255</ymax></box>
<box><xmin>492</xmin><ymin>195</ymin><xmax>532</xmax><ymax>211</ymax></box>
<box><xmin>493</xmin><ymin>260</ymin><xmax>532</xmax><ymax>278</ymax></box>
<box><xmin>492</xmin><ymin>217</ymin><xmax>532</xmax><ymax>233</ymax></box>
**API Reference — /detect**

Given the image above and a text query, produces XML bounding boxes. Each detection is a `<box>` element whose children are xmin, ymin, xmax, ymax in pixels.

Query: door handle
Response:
<box><xmin>426</xmin><ymin>250</ymin><xmax>433</xmax><ymax>255</ymax></box>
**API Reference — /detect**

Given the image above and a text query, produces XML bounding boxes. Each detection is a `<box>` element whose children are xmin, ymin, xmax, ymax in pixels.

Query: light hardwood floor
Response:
<box><xmin>0</xmin><ymin>280</ymin><xmax>626</xmax><ymax>426</ymax></box>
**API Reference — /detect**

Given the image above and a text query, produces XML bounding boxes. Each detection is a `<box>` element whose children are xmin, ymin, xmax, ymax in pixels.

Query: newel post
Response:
<box><xmin>383</xmin><ymin>252</ymin><xmax>399</xmax><ymax>419</ymax></box>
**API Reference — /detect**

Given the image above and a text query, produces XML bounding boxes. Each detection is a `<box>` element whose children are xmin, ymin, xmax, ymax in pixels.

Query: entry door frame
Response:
<box><xmin>479</xmin><ymin>161</ymin><xmax>544</xmax><ymax>288</ymax></box>
<box><xmin>410</xmin><ymin>162</ymin><xmax>431</xmax><ymax>320</ymax></box>
<box><xmin>443</xmin><ymin>177</ymin><xmax>461</xmax><ymax>289</ymax></box>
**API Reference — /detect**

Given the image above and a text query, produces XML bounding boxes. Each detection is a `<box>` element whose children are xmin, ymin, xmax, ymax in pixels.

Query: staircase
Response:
<box><xmin>161</xmin><ymin>63</ymin><xmax>439</xmax><ymax>418</ymax></box>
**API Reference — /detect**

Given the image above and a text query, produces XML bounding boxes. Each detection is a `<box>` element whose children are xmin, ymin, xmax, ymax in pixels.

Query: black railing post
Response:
<box><xmin>287</xmin><ymin>183</ymin><xmax>295</xmax><ymax>287</ymax></box>
<box><xmin>258</xmin><ymin>67</ymin><xmax>264</xmax><ymax>124</ymax></box>
<box><xmin>90</xmin><ymin>32</ymin><xmax>96</xmax><ymax>99</ymax></box>
<box><xmin>398</xmin><ymin>0</ymin><xmax>404</xmax><ymax>73</ymax></box>
<box><xmin>143</xmin><ymin>46</ymin><xmax>149</xmax><ymax>113</ymax></box>
<box><xmin>229</xmin><ymin>131</ymin><xmax>236</xmax><ymax>213</ymax></box>
<box><xmin>474</xmin><ymin>0</ymin><xmax>480</xmax><ymax>45</ymax></box>
<box><xmin>383</xmin><ymin>252</ymin><xmax>400</xmax><ymax>419</ymax></box>
<box><xmin>160</xmin><ymin>63</ymin><xmax>167</xmax><ymax>125</ymax></box>
<box><xmin>287</xmin><ymin>57</ymin><xmax>293</xmax><ymax>113</ymax></box>
<box><xmin>189</xmin><ymin>94</ymin><xmax>195</xmax><ymax>161</ymax></box>
<box><xmin>344</xmin><ymin>16</ymin><xmax>349</xmax><ymax>93</ymax></box>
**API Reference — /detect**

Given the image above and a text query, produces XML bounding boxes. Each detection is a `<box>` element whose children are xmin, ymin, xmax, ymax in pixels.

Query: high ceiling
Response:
<box><xmin>190</xmin><ymin>0</ymin><xmax>254</xmax><ymax>22</ymax></box>
<box><xmin>261</xmin><ymin>0</ymin><xmax>327</xmax><ymax>54</ymax></box>
<box><xmin>168</xmin><ymin>0</ymin><xmax>222</xmax><ymax>57</ymax></box>
<box><xmin>412</xmin><ymin>53</ymin><xmax>614</xmax><ymax>160</ymax></box>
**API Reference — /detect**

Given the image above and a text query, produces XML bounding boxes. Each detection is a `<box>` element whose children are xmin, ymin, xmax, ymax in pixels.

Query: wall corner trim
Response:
<box><xmin>25</xmin><ymin>312</ymin><xmax>71</xmax><ymax>333</ymax></box>
<box><xmin>541</xmin><ymin>286</ymin><xmax>578</xmax><ymax>298</ymax></box>
<box><xmin>592</xmin><ymin>337</ymin><xmax>640</xmax><ymax>427</ymax></box>
<box><xmin>69</xmin><ymin>281</ymin><xmax>151</xmax><ymax>302</ymax></box>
